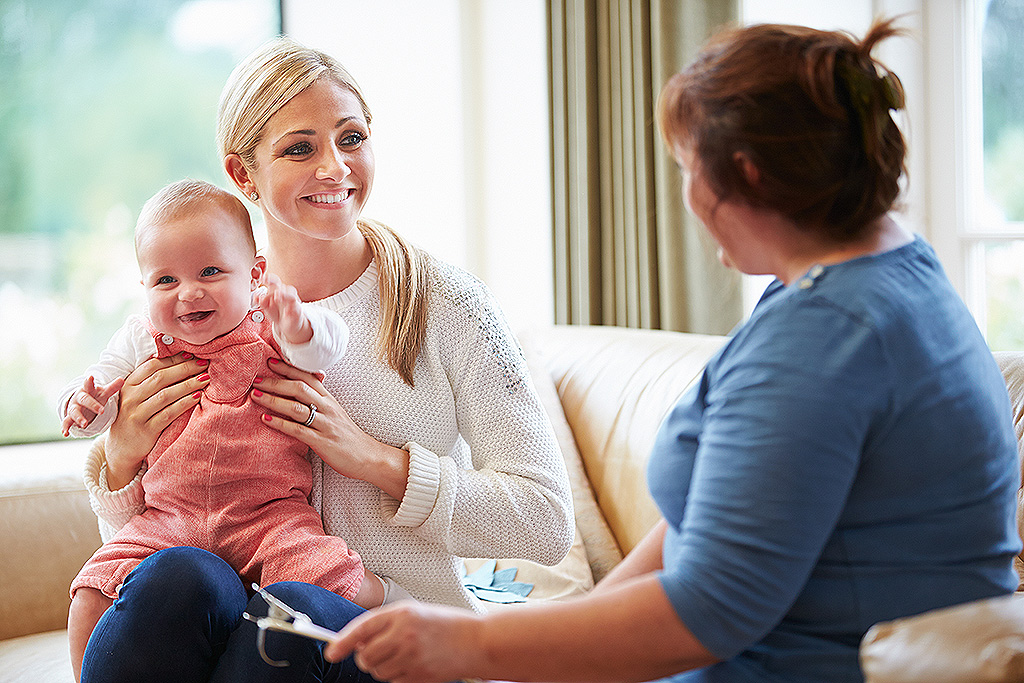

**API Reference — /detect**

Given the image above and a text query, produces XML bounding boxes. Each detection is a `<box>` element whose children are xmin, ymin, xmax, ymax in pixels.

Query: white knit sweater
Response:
<box><xmin>84</xmin><ymin>256</ymin><xmax>575</xmax><ymax>611</ymax></box>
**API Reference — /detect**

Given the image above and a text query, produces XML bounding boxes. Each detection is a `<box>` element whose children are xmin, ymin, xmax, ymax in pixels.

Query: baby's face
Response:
<box><xmin>137</xmin><ymin>209</ymin><xmax>261</xmax><ymax>346</ymax></box>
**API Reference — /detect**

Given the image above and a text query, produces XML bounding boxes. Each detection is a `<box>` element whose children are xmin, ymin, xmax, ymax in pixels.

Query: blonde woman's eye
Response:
<box><xmin>284</xmin><ymin>142</ymin><xmax>313</xmax><ymax>156</ymax></box>
<box><xmin>339</xmin><ymin>132</ymin><xmax>366</xmax><ymax>148</ymax></box>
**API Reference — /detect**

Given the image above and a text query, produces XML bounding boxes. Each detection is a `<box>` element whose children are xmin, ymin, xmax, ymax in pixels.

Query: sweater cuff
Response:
<box><xmin>380</xmin><ymin>442</ymin><xmax>440</xmax><ymax>527</ymax></box>
<box><xmin>84</xmin><ymin>439</ymin><xmax>147</xmax><ymax>528</ymax></box>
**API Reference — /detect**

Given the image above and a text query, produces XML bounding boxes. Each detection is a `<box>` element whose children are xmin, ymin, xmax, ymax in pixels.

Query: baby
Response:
<box><xmin>58</xmin><ymin>179</ymin><xmax>395</xmax><ymax>679</ymax></box>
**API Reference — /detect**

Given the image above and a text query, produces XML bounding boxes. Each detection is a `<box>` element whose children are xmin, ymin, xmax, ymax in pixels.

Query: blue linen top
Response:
<box><xmin>648</xmin><ymin>236</ymin><xmax>1020</xmax><ymax>682</ymax></box>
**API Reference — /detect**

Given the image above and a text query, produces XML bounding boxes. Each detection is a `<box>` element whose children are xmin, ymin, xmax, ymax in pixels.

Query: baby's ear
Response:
<box><xmin>251</xmin><ymin>255</ymin><xmax>268</xmax><ymax>286</ymax></box>
<box><xmin>249</xmin><ymin>256</ymin><xmax>268</xmax><ymax>309</ymax></box>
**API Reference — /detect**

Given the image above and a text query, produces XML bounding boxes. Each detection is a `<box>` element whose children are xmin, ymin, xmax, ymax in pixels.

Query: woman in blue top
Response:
<box><xmin>323</xmin><ymin>18</ymin><xmax>1021</xmax><ymax>683</ymax></box>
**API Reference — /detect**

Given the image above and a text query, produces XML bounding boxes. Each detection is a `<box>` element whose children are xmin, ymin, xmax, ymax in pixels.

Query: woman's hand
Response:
<box><xmin>105</xmin><ymin>353</ymin><xmax>210</xmax><ymax>489</ymax></box>
<box><xmin>324</xmin><ymin>602</ymin><xmax>482</xmax><ymax>683</ymax></box>
<box><xmin>251</xmin><ymin>359</ymin><xmax>410</xmax><ymax>499</ymax></box>
<box><xmin>329</xmin><ymin>576</ymin><xmax>718</xmax><ymax>683</ymax></box>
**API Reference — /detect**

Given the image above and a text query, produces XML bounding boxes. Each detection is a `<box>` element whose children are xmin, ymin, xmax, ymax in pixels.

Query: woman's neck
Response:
<box><xmin>776</xmin><ymin>215</ymin><xmax>913</xmax><ymax>285</ymax></box>
<box><xmin>264</xmin><ymin>228</ymin><xmax>374</xmax><ymax>302</ymax></box>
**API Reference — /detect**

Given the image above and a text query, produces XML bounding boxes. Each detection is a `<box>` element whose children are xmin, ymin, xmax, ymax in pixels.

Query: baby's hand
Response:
<box><xmin>259</xmin><ymin>274</ymin><xmax>313</xmax><ymax>345</ymax></box>
<box><xmin>62</xmin><ymin>375</ymin><xmax>125</xmax><ymax>437</ymax></box>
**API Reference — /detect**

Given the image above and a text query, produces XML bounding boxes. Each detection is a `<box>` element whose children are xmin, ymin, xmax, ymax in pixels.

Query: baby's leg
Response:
<box><xmin>241</xmin><ymin>501</ymin><xmax>367</xmax><ymax>602</ymax></box>
<box><xmin>68</xmin><ymin>587</ymin><xmax>113</xmax><ymax>682</ymax></box>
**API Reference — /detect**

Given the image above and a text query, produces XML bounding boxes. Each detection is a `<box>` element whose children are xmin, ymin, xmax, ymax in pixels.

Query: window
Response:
<box><xmin>965</xmin><ymin>0</ymin><xmax>1024</xmax><ymax>349</ymax></box>
<box><xmin>0</xmin><ymin>0</ymin><xmax>280</xmax><ymax>444</ymax></box>
<box><xmin>925</xmin><ymin>0</ymin><xmax>1024</xmax><ymax>350</ymax></box>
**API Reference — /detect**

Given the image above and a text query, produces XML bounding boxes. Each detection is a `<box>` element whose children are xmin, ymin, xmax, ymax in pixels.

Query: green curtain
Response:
<box><xmin>549</xmin><ymin>0</ymin><xmax>742</xmax><ymax>333</ymax></box>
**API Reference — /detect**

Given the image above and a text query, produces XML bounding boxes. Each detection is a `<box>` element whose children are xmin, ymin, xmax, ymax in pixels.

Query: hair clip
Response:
<box><xmin>837</xmin><ymin>60</ymin><xmax>904</xmax><ymax>156</ymax></box>
<box><xmin>242</xmin><ymin>584</ymin><xmax>339</xmax><ymax>667</ymax></box>
<box><xmin>879</xmin><ymin>72</ymin><xmax>905</xmax><ymax>111</ymax></box>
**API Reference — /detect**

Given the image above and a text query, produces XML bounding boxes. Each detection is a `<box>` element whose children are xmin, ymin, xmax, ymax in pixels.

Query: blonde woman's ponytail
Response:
<box><xmin>358</xmin><ymin>218</ymin><xmax>431</xmax><ymax>386</ymax></box>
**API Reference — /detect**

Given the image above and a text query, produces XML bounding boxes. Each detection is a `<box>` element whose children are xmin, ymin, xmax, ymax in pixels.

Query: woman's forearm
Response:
<box><xmin>83</xmin><ymin>439</ymin><xmax>146</xmax><ymax>540</ymax></box>
<box><xmin>105</xmin><ymin>448</ymin><xmax>143</xmax><ymax>490</ymax></box>
<box><xmin>362</xmin><ymin>439</ymin><xmax>411</xmax><ymax>502</ymax></box>
<box><xmin>472</xmin><ymin>576</ymin><xmax>716</xmax><ymax>683</ymax></box>
<box><xmin>591</xmin><ymin>519</ymin><xmax>667</xmax><ymax>594</ymax></box>
<box><xmin>328</xmin><ymin>574</ymin><xmax>717</xmax><ymax>683</ymax></box>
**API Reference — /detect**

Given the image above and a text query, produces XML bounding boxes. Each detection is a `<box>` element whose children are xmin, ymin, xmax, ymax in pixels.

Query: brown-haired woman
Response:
<box><xmin>324</xmin><ymin>19</ymin><xmax>1020</xmax><ymax>683</ymax></box>
<box><xmin>76</xmin><ymin>37</ymin><xmax>574</xmax><ymax>682</ymax></box>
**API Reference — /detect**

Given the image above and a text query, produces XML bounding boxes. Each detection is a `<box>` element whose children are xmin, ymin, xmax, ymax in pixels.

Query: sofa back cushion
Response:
<box><xmin>993</xmin><ymin>352</ymin><xmax>1024</xmax><ymax>589</ymax></box>
<box><xmin>522</xmin><ymin>325</ymin><xmax>726</xmax><ymax>554</ymax></box>
<box><xmin>0</xmin><ymin>442</ymin><xmax>102</xmax><ymax>640</ymax></box>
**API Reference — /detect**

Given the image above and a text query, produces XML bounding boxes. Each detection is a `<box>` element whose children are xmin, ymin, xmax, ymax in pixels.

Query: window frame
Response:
<box><xmin>924</xmin><ymin>0</ymin><xmax>1024</xmax><ymax>337</ymax></box>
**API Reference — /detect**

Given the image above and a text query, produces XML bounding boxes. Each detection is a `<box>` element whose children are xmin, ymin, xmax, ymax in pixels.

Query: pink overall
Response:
<box><xmin>71</xmin><ymin>312</ymin><xmax>363</xmax><ymax>601</ymax></box>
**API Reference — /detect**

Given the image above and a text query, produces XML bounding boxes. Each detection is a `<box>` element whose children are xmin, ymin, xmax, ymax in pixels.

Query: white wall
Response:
<box><xmin>283</xmin><ymin>0</ymin><xmax>553</xmax><ymax>331</ymax></box>
<box><xmin>286</xmin><ymin>0</ymin><xmax>933</xmax><ymax>326</ymax></box>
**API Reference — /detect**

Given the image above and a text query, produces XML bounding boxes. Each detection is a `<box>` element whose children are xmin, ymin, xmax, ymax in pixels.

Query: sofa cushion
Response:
<box><xmin>520</xmin><ymin>334</ymin><xmax>623</xmax><ymax>582</ymax></box>
<box><xmin>0</xmin><ymin>442</ymin><xmax>101</xmax><ymax>641</ymax></box>
<box><xmin>522</xmin><ymin>326</ymin><xmax>726</xmax><ymax>553</ymax></box>
<box><xmin>860</xmin><ymin>593</ymin><xmax>1024</xmax><ymax>683</ymax></box>
<box><xmin>992</xmin><ymin>352</ymin><xmax>1024</xmax><ymax>590</ymax></box>
<box><xmin>0</xmin><ymin>629</ymin><xmax>74</xmax><ymax>683</ymax></box>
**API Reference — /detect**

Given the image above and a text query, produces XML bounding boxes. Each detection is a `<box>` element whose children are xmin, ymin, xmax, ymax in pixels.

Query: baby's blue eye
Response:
<box><xmin>156</xmin><ymin>275</ymin><xmax>175</xmax><ymax>285</ymax></box>
<box><xmin>201</xmin><ymin>266</ymin><xmax>221</xmax><ymax>277</ymax></box>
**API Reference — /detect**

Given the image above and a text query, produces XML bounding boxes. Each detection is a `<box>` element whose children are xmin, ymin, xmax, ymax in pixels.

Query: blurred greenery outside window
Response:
<box><xmin>0</xmin><ymin>0</ymin><xmax>280</xmax><ymax>444</ymax></box>
<box><xmin>974</xmin><ymin>0</ymin><xmax>1024</xmax><ymax>350</ymax></box>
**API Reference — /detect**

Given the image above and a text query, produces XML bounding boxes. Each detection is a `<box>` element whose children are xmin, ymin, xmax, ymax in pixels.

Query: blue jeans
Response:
<box><xmin>81</xmin><ymin>547</ymin><xmax>378</xmax><ymax>683</ymax></box>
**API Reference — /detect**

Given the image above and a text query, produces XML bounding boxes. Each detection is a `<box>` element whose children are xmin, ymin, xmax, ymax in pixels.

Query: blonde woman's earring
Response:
<box><xmin>250</xmin><ymin>191</ymin><xmax>259</xmax><ymax>201</ymax></box>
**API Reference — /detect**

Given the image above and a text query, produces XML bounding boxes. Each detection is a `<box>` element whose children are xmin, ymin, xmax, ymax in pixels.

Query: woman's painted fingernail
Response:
<box><xmin>197</xmin><ymin>359</ymin><xmax>209</xmax><ymax>367</ymax></box>
<box><xmin>198</xmin><ymin>373</ymin><xmax>210</xmax><ymax>382</ymax></box>
<box><xmin>253</xmin><ymin>389</ymin><xmax>263</xmax><ymax>397</ymax></box>
<box><xmin>268</xmin><ymin>358</ymin><xmax>280</xmax><ymax>364</ymax></box>
<box><xmin>254</xmin><ymin>376</ymin><xmax>263</xmax><ymax>384</ymax></box>
<box><xmin>181</xmin><ymin>353</ymin><xmax>193</xmax><ymax>360</ymax></box>
<box><xmin>263</xmin><ymin>414</ymin><xmax>272</xmax><ymax>422</ymax></box>
<box><xmin>192</xmin><ymin>391</ymin><xmax>202</xmax><ymax>399</ymax></box>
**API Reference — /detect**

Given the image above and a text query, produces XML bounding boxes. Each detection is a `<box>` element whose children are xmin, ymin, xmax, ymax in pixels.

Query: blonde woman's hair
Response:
<box><xmin>217</xmin><ymin>36</ymin><xmax>430</xmax><ymax>386</ymax></box>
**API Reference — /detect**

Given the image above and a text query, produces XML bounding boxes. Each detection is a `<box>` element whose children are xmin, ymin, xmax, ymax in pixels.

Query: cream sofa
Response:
<box><xmin>2</xmin><ymin>324</ymin><xmax>1024</xmax><ymax>682</ymax></box>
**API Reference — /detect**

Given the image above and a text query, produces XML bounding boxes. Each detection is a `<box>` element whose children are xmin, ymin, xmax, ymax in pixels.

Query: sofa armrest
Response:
<box><xmin>0</xmin><ymin>441</ymin><xmax>101</xmax><ymax>640</ymax></box>
<box><xmin>860</xmin><ymin>593</ymin><xmax>1024</xmax><ymax>683</ymax></box>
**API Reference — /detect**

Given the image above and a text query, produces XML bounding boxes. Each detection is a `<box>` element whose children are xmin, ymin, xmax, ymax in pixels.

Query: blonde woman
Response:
<box><xmin>78</xmin><ymin>37</ymin><xmax>574</xmax><ymax>683</ymax></box>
